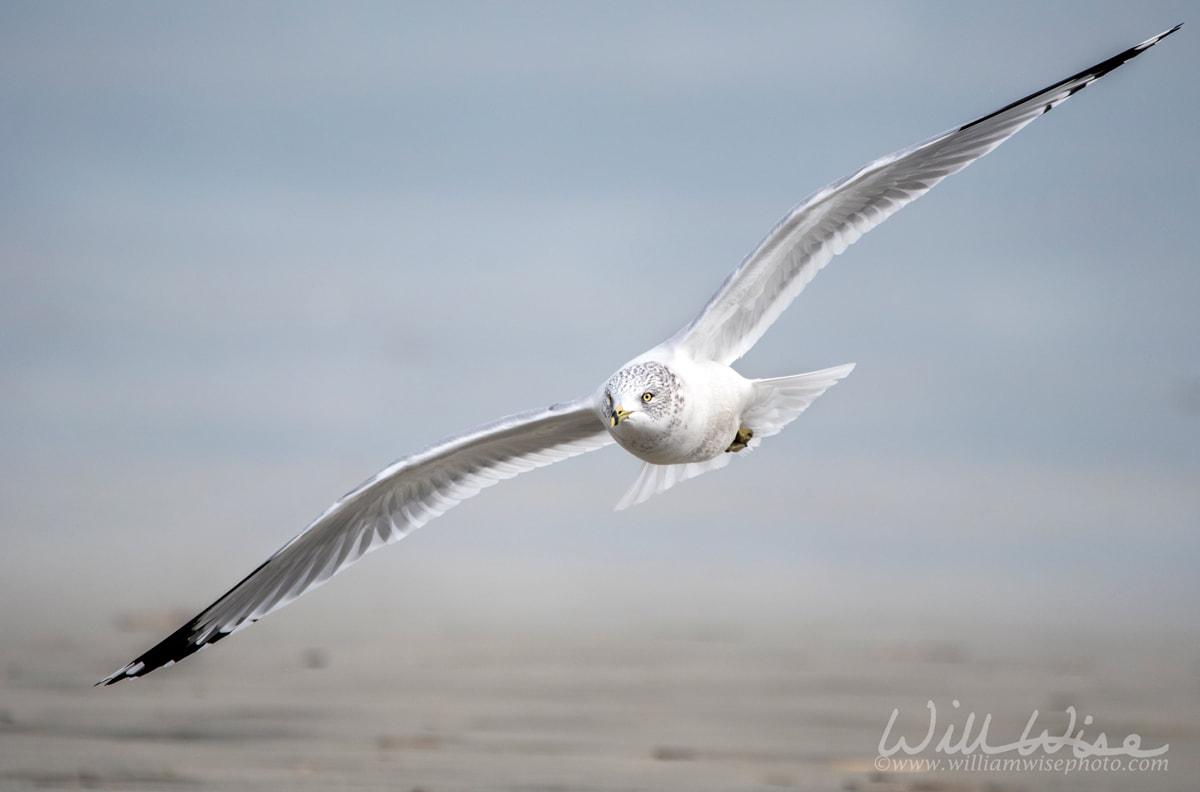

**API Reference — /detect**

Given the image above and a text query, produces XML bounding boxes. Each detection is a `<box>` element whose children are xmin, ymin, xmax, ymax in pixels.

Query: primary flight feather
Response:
<box><xmin>101</xmin><ymin>25</ymin><xmax>1179</xmax><ymax>684</ymax></box>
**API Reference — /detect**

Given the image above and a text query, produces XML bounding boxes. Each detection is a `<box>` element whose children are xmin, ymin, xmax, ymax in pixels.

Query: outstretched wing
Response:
<box><xmin>100</xmin><ymin>398</ymin><xmax>610</xmax><ymax>684</ymax></box>
<box><xmin>670</xmin><ymin>25</ymin><xmax>1180</xmax><ymax>365</ymax></box>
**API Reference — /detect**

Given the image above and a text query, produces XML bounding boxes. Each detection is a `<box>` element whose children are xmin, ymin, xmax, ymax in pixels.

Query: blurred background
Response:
<box><xmin>2</xmin><ymin>2</ymin><xmax>1196</xmax><ymax>790</ymax></box>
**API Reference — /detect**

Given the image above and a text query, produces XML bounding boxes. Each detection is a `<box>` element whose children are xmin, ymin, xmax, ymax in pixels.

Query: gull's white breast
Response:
<box><xmin>606</xmin><ymin>354</ymin><xmax>755</xmax><ymax>466</ymax></box>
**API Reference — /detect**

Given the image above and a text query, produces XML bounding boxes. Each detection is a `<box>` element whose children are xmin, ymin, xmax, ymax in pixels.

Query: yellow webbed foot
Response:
<box><xmin>725</xmin><ymin>426</ymin><xmax>753</xmax><ymax>453</ymax></box>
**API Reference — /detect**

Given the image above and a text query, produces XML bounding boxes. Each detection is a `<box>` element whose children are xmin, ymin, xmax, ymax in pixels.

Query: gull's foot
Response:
<box><xmin>725</xmin><ymin>426</ymin><xmax>753</xmax><ymax>453</ymax></box>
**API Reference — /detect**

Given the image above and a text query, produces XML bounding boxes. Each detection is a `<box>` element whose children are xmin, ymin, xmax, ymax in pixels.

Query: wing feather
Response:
<box><xmin>670</xmin><ymin>25</ymin><xmax>1180</xmax><ymax>364</ymax></box>
<box><xmin>100</xmin><ymin>397</ymin><xmax>610</xmax><ymax>684</ymax></box>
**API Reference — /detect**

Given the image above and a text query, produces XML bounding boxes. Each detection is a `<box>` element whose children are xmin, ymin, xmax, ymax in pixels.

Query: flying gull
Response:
<box><xmin>100</xmin><ymin>25</ymin><xmax>1180</xmax><ymax>684</ymax></box>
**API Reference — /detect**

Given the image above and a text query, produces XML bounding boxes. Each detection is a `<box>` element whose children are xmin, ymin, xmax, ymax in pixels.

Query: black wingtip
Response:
<box><xmin>97</xmin><ymin>552</ymin><xmax>281</xmax><ymax>686</ymax></box>
<box><xmin>957</xmin><ymin>24</ymin><xmax>1182</xmax><ymax>135</ymax></box>
<box><xmin>1158</xmin><ymin>22</ymin><xmax>1183</xmax><ymax>39</ymax></box>
<box><xmin>97</xmin><ymin>617</ymin><xmax>235</xmax><ymax>686</ymax></box>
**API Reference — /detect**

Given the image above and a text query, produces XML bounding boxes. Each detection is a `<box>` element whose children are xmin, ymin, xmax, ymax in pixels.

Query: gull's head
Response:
<box><xmin>599</xmin><ymin>360</ymin><xmax>681</xmax><ymax>455</ymax></box>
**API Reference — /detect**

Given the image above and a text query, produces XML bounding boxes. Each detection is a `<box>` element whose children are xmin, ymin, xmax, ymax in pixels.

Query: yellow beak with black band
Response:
<box><xmin>609</xmin><ymin>405</ymin><xmax>631</xmax><ymax>427</ymax></box>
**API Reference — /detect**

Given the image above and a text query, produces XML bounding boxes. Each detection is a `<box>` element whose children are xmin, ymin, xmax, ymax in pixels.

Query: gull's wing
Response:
<box><xmin>100</xmin><ymin>398</ymin><xmax>610</xmax><ymax>684</ymax></box>
<box><xmin>669</xmin><ymin>25</ymin><xmax>1180</xmax><ymax>366</ymax></box>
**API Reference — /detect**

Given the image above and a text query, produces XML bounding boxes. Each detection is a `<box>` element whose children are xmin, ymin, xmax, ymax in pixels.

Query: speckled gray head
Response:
<box><xmin>600</xmin><ymin>361</ymin><xmax>683</xmax><ymax>456</ymax></box>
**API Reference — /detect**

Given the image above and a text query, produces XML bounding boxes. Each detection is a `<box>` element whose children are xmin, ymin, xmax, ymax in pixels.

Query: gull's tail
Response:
<box><xmin>743</xmin><ymin>363</ymin><xmax>856</xmax><ymax>440</ymax></box>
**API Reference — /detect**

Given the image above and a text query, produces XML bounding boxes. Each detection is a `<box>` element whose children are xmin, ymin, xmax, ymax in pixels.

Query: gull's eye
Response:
<box><xmin>641</xmin><ymin>391</ymin><xmax>653</xmax><ymax>403</ymax></box>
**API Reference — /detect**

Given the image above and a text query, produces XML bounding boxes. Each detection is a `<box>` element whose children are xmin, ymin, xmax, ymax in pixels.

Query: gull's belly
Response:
<box><xmin>611</xmin><ymin>404</ymin><xmax>740</xmax><ymax>464</ymax></box>
<box><xmin>671</xmin><ymin>396</ymin><xmax>742</xmax><ymax>462</ymax></box>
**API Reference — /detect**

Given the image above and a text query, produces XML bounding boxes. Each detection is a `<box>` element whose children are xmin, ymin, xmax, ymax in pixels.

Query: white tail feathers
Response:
<box><xmin>742</xmin><ymin>362</ymin><xmax>855</xmax><ymax>440</ymax></box>
<box><xmin>615</xmin><ymin>454</ymin><xmax>736</xmax><ymax>511</ymax></box>
<box><xmin>615</xmin><ymin>363</ymin><xmax>854</xmax><ymax>510</ymax></box>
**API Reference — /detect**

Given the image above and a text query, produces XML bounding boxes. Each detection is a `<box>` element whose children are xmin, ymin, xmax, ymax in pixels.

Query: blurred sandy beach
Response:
<box><xmin>2</xmin><ymin>556</ymin><xmax>1196</xmax><ymax>791</ymax></box>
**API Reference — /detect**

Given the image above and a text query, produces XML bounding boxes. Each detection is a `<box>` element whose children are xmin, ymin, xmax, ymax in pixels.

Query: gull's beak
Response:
<box><xmin>610</xmin><ymin>405</ymin><xmax>631</xmax><ymax>427</ymax></box>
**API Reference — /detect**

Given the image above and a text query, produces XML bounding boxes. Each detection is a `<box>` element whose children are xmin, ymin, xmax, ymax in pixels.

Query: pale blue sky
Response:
<box><xmin>2</xmin><ymin>3</ymin><xmax>1196</xmax><ymax>649</ymax></box>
